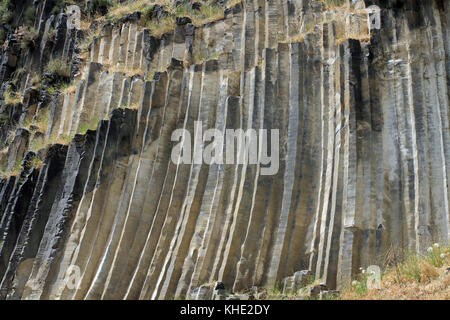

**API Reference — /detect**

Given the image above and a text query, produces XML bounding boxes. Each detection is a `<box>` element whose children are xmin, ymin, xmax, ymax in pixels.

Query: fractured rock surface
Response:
<box><xmin>0</xmin><ymin>0</ymin><xmax>448</xmax><ymax>299</ymax></box>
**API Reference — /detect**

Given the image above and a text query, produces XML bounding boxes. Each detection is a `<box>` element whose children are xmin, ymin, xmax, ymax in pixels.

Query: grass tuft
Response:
<box><xmin>45</xmin><ymin>58</ymin><xmax>71</xmax><ymax>78</ymax></box>
<box><xmin>3</xmin><ymin>85</ymin><xmax>23</xmax><ymax>105</ymax></box>
<box><xmin>342</xmin><ymin>244</ymin><xmax>450</xmax><ymax>300</ymax></box>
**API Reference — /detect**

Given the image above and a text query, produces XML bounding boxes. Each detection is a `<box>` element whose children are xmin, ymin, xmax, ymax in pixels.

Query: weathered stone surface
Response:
<box><xmin>0</xmin><ymin>0</ymin><xmax>448</xmax><ymax>300</ymax></box>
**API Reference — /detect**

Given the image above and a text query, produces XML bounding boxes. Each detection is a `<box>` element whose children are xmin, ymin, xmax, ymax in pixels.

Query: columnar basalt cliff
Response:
<box><xmin>0</xmin><ymin>0</ymin><xmax>448</xmax><ymax>299</ymax></box>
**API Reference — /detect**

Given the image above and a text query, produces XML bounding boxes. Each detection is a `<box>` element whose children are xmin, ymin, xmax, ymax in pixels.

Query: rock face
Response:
<box><xmin>0</xmin><ymin>0</ymin><xmax>449</xmax><ymax>299</ymax></box>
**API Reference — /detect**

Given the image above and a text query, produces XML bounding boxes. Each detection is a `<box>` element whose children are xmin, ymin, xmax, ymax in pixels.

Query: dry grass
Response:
<box><xmin>335</xmin><ymin>32</ymin><xmax>371</xmax><ymax>45</ymax></box>
<box><xmin>52</xmin><ymin>134</ymin><xmax>72</xmax><ymax>145</ymax></box>
<box><xmin>144</xmin><ymin>14</ymin><xmax>176</xmax><ymax>37</ymax></box>
<box><xmin>106</xmin><ymin>64</ymin><xmax>146</xmax><ymax>77</ymax></box>
<box><xmin>17</xmin><ymin>26</ymin><xmax>39</xmax><ymax>50</ymax></box>
<box><xmin>319</xmin><ymin>0</ymin><xmax>347</xmax><ymax>9</ymax></box>
<box><xmin>192</xmin><ymin>51</ymin><xmax>221</xmax><ymax>64</ymax></box>
<box><xmin>59</xmin><ymin>80</ymin><xmax>79</xmax><ymax>95</ymax></box>
<box><xmin>77</xmin><ymin>117</ymin><xmax>100</xmax><ymax>135</ymax></box>
<box><xmin>174</xmin><ymin>3</ymin><xmax>224</xmax><ymax>26</ymax></box>
<box><xmin>0</xmin><ymin>159</ymin><xmax>22</xmax><ymax>179</ymax></box>
<box><xmin>29</xmin><ymin>133</ymin><xmax>72</xmax><ymax>153</ymax></box>
<box><xmin>335</xmin><ymin>19</ymin><xmax>371</xmax><ymax>44</ymax></box>
<box><xmin>78</xmin><ymin>24</ymin><xmax>103</xmax><ymax>53</ymax></box>
<box><xmin>3</xmin><ymin>85</ymin><xmax>23</xmax><ymax>105</ymax></box>
<box><xmin>127</xmin><ymin>103</ymin><xmax>140</xmax><ymax>110</ymax></box>
<box><xmin>29</xmin><ymin>154</ymin><xmax>42</xmax><ymax>169</ymax></box>
<box><xmin>285</xmin><ymin>3</ymin><xmax>371</xmax><ymax>46</ymax></box>
<box><xmin>46</xmin><ymin>58</ymin><xmax>71</xmax><ymax>78</ymax></box>
<box><xmin>107</xmin><ymin>0</ymin><xmax>169</xmax><ymax>21</ymax></box>
<box><xmin>29</xmin><ymin>73</ymin><xmax>42</xmax><ymax>88</ymax></box>
<box><xmin>107</xmin><ymin>0</ymin><xmax>234</xmax><ymax>31</ymax></box>
<box><xmin>342</xmin><ymin>244</ymin><xmax>450</xmax><ymax>300</ymax></box>
<box><xmin>25</xmin><ymin>108</ymin><xmax>49</xmax><ymax>133</ymax></box>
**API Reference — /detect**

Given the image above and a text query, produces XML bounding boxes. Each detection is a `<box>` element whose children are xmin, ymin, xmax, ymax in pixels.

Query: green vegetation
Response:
<box><xmin>0</xmin><ymin>0</ymin><xmax>12</xmax><ymax>24</ymax></box>
<box><xmin>29</xmin><ymin>154</ymin><xmax>42</xmax><ymax>169</ymax></box>
<box><xmin>51</xmin><ymin>0</ymin><xmax>68</xmax><ymax>15</ymax></box>
<box><xmin>77</xmin><ymin>117</ymin><xmax>100</xmax><ymax>134</ymax></box>
<box><xmin>87</xmin><ymin>0</ymin><xmax>114</xmax><ymax>16</ymax></box>
<box><xmin>30</xmin><ymin>134</ymin><xmax>72</xmax><ymax>153</ymax></box>
<box><xmin>250</xmin><ymin>244</ymin><xmax>449</xmax><ymax>300</ymax></box>
<box><xmin>0</xmin><ymin>158</ymin><xmax>22</xmax><ymax>179</ymax></box>
<box><xmin>174</xmin><ymin>2</ymin><xmax>225</xmax><ymax>25</ymax></box>
<box><xmin>45</xmin><ymin>58</ymin><xmax>71</xmax><ymax>78</ymax></box>
<box><xmin>320</xmin><ymin>0</ymin><xmax>347</xmax><ymax>8</ymax></box>
<box><xmin>3</xmin><ymin>85</ymin><xmax>23</xmax><ymax>105</ymax></box>
<box><xmin>106</xmin><ymin>1</ymin><xmax>237</xmax><ymax>32</ymax></box>
<box><xmin>342</xmin><ymin>244</ymin><xmax>449</xmax><ymax>300</ymax></box>
<box><xmin>24</xmin><ymin>108</ymin><xmax>50</xmax><ymax>134</ymax></box>
<box><xmin>18</xmin><ymin>26</ymin><xmax>39</xmax><ymax>50</ymax></box>
<box><xmin>24</xmin><ymin>6</ymin><xmax>35</xmax><ymax>26</ymax></box>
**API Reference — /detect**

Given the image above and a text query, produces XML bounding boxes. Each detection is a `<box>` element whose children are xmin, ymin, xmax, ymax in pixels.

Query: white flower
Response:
<box><xmin>352</xmin><ymin>280</ymin><xmax>358</xmax><ymax>286</ymax></box>
<box><xmin>427</xmin><ymin>247</ymin><xmax>433</xmax><ymax>253</ymax></box>
<box><xmin>362</xmin><ymin>270</ymin><xmax>366</xmax><ymax>274</ymax></box>
<box><xmin>440</xmin><ymin>253</ymin><xmax>446</xmax><ymax>259</ymax></box>
<box><xmin>433</xmin><ymin>243</ymin><xmax>440</xmax><ymax>248</ymax></box>
<box><xmin>359</xmin><ymin>267</ymin><xmax>363</xmax><ymax>270</ymax></box>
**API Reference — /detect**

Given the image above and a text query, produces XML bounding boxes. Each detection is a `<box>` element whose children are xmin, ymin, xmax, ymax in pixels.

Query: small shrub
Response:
<box><xmin>145</xmin><ymin>15</ymin><xmax>176</xmax><ymax>37</ymax></box>
<box><xmin>3</xmin><ymin>85</ymin><xmax>22</xmax><ymax>105</ymax></box>
<box><xmin>24</xmin><ymin>6</ymin><xmax>35</xmax><ymax>26</ymax></box>
<box><xmin>341</xmin><ymin>244</ymin><xmax>450</xmax><ymax>300</ymax></box>
<box><xmin>78</xmin><ymin>24</ymin><xmax>102</xmax><ymax>53</ymax></box>
<box><xmin>11</xmin><ymin>67</ymin><xmax>26</xmax><ymax>86</ymax></box>
<box><xmin>0</xmin><ymin>158</ymin><xmax>22</xmax><ymax>178</ymax></box>
<box><xmin>44</xmin><ymin>27</ymin><xmax>56</xmax><ymax>40</ymax></box>
<box><xmin>0</xmin><ymin>0</ymin><xmax>12</xmax><ymax>24</ymax></box>
<box><xmin>425</xmin><ymin>243</ymin><xmax>448</xmax><ymax>268</ymax></box>
<box><xmin>87</xmin><ymin>0</ymin><xmax>114</xmax><ymax>16</ymax></box>
<box><xmin>18</xmin><ymin>26</ymin><xmax>39</xmax><ymax>50</ymax></box>
<box><xmin>29</xmin><ymin>138</ymin><xmax>45</xmax><ymax>153</ymax></box>
<box><xmin>190</xmin><ymin>3</ymin><xmax>224</xmax><ymax>25</ymax></box>
<box><xmin>107</xmin><ymin>0</ymin><xmax>153</xmax><ymax>21</ymax></box>
<box><xmin>29</xmin><ymin>154</ymin><xmax>42</xmax><ymax>168</ymax></box>
<box><xmin>25</xmin><ymin>108</ymin><xmax>50</xmax><ymax>135</ymax></box>
<box><xmin>50</xmin><ymin>0</ymin><xmax>74</xmax><ymax>15</ymax></box>
<box><xmin>45</xmin><ymin>58</ymin><xmax>71</xmax><ymax>78</ymax></box>
<box><xmin>60</xmin><ymin>81</ymin><xmax>78</xmax><ymax>95</ymax></box>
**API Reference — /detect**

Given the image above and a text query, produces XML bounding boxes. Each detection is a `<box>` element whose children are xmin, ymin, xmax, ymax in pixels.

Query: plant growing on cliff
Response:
<box><xmin>24</xmin><ymin>6</ymin><xmax>35</xmax><ymax>26</ymax></box>
<box><xmin>29</xmin><ymin>154</ymin><xmax>42</xmax><ymax>169</ymax></box>
<box><xmin>77</xmin><ymin>117</ymin><xmax>100</xmax><ymax>134</ymax></box>
<box><xmin>0</xmin><ymin>0</ymin><xmax>12</xmax><ymax>24</ymax></box>
<box><xmin>145</xmin><ymin>14</ymin><xmax>176</xmax><ymax>37</ymax></box>
<box><xmin>320</xmin><ymin>0</ymin><xmax>347</xmax><ymax>8</ymax></box>
<box><xmin>51</xmin><ymin>0</ymin><xmax>80</xmax><ymax>15</ymax></box>
<box><xmin>189</xmin><ymin>3</ymin><xmax>224</xmax><ymax>25</ymax></box>
<box><xmin>18</xmin><ymin>26</ymin><xmax>39</xmax><ymax>50</ymax></box>
<box><xmin>3</xmin><ymin>85</ymin><xmax>22</xmax><ymax>105</ymax></box>
<box><xmin>45</xmin><ymin>58</ymin><xmax>71</xmax><ymax>78</ymax></box>
<box><xmin>87</xmin><ymin>0</ymin><xmax>114</xmax><ymax>16</ymax></box>
<box><xmin>0</xmin><ymin>158</ymin><xmax>22</xmax><ymax>178</ymax></box>
<box><xmin>341</xmin><ymin>244</ymin><xmax>450</xmax><ymax>300</ymax></box>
